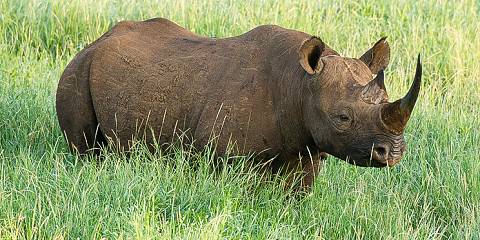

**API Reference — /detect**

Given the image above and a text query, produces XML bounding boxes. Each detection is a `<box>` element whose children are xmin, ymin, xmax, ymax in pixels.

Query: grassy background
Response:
<box><xmin>0</xmin><ymin>0</ymin><xmax>479</xmax><ymax>238</ymax></box>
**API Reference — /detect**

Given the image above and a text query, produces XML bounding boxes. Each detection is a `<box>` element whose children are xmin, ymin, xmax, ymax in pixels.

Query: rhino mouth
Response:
<box><xmin>344</xmin><ymin>157</ymin><xmax>384</xmax><ymax>167</ymax></box>
<box><xmin>344</xmin><ymin>155</ymin><xmax>402</xmax><ymax>168</ymax></box>
<box><xmin>344</xmin><ymin>134</ymin><xmax>406</xmax><ymax>167</ymax></box>
<box><xmin>371</xmin><ymin>156</ymin><xmax>402</xmax><ymax>167</ymax></box>
<box><xmin>344</xmin><ymin>144</ymin><xmax>404</xmax><ymax>168</ymax></box>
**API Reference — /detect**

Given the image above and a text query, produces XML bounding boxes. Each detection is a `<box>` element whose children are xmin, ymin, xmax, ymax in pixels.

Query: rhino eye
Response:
<box><xmin>338</xmin><ymin>114</ymin><xmax>350</xmax><ymax>122</ymax></box>
<box><xmin>329</xmin><ymin>108</ymin><xmax>354</xmax><ymax>131</ymax></box>
<box><xmin>331</xmin><ymin>112</ymin><xmax>354</xmax><ymax>131</ymax></box>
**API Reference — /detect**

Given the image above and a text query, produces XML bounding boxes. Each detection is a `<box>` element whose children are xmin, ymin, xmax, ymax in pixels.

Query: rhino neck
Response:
<box><xmin>264</xmin><ymin>30</ymin><xmax>316</xmax><ymax>154</ymax></box>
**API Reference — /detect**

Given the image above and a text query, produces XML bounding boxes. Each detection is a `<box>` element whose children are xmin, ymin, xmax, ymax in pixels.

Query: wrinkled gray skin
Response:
<box><xmin>56</xmin><ymin>18</ymin><xmax>422</xmax><ymax>190</ymax></box>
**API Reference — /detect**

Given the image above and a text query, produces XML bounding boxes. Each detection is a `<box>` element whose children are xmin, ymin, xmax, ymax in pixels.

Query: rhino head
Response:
<box><xmin>299</xmin><ymin>37</ymin><xmax>422</xmax><ymax>167</ymax></box>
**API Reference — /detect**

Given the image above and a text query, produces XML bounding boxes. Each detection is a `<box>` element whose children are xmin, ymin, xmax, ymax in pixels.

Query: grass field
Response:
<box><xmin>1</xmin><ymin>0</ymin><xmax>479</xmax><ymax>238</ymax></box>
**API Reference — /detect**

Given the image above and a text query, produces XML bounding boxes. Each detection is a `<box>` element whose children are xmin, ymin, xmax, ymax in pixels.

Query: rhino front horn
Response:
<box><xmin>381</xmin><ymin>54</ymin><xmax>422</xmax><ymax>133</ymax></box>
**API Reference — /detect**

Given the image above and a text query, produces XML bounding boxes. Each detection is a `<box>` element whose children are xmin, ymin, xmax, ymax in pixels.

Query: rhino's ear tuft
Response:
<box><xmin>360</xmin><ymin>37</ymin><xmax>390</xmax><ymax>74</ymax></box>
<box><xmin>299</xmin><ymin>37</ymin><xmax>325</xmax><ymax>75</ymax></box>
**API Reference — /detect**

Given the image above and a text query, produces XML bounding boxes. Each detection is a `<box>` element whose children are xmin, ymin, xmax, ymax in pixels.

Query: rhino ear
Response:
<box><xmin>299</xmin><ymin>37</ymin><xmax>325</xmax><ymax>75</ymax></box>
<box><xmin>360</xmin><ymin>37</ymin><xmax>390</xmax><ymax>74</ymax></box>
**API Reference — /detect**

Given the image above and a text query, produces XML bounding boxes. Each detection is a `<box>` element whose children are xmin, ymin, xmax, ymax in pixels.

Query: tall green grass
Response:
<box><xmin>0</xmin><ymin>0</ymin><xmax>479</xmax><ymax>238</ymax></box>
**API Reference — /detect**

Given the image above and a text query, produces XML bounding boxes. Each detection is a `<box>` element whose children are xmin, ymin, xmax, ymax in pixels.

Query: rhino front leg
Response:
<box><xmin>300</xmin><ymin>152</ymin><xmax>327</xmax><ymax>190</ymax></box>
<box><xmin>283</xmin><ymin>152</ymin><xmax>327</xmax><ymax>192</ymax></box>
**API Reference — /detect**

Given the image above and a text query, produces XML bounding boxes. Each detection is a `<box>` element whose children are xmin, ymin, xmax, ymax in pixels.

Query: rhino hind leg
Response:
<box><xmin>56</xmin><ymin>51</ymin><xmax>106</xmax><ymax>155</ymax></box>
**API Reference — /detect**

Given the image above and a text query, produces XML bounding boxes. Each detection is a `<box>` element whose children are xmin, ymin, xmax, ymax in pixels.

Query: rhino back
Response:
<box><xmin>89</xmin><ymin>18</ymin><xmax>283</xmax><ymax>154</ymax></box>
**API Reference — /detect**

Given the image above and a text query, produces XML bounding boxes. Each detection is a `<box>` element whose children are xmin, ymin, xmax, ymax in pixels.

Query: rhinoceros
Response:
<box><xmin>56</xmin><ymin>18</ymin><xmax>422</xmax><ymax>188</ymax></box>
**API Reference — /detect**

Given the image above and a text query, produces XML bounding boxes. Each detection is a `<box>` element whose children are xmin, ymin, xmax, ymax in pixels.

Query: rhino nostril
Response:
<box><xmin>372</xmin><ymin>144</ymin><xmax>390</xmax><ymax>162</ymax></box>
<box><xmin>375</xmin><ymin>146</ymin><xmax>386</xmax><ymax>156</ymax></box>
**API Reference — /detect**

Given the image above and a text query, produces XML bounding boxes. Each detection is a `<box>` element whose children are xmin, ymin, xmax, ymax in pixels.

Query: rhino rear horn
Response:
<box><xmin>381</xmin><ymin>55</ymin><xmax>422</xmax><ymax>133</ymax></box>
<box><xmin>361</xmin><ymin>70</ymin><xmax>388</xmax><ymax>104</ymax></box>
